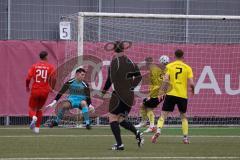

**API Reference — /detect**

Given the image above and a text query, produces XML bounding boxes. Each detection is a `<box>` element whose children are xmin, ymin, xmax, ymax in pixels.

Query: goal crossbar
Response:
<box><xmin>78</xmin><ymin>12</ymin><xmax>240</xmax><ymax>20</ymax></box>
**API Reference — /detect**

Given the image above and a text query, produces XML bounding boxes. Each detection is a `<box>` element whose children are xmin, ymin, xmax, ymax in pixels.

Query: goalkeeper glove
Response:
<box><xmin>89</xmin><ymin>104</ymin><xmax>95</xmax><ymax>113</ymax></box>
<box><xmin>46</xmin><ymin>100</ymin><xmax>57</xmax><ymax>109</ymax></box>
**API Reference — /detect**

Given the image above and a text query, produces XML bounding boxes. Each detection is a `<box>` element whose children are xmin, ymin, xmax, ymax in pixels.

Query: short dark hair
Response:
<box><xmin>175</xmin><ymin>49</ymin><xmax>184</xmax><ymax>58</ymax></box>
<box><xmin>114</xmin><ymin>41</ymin><xmax>124</xmax><ymax>53</ymax></box>
<box><xmin>76</xmin><ymin>68</ymin><xmax>86</xmax><ymax>73</ymax></box>
<box><xmin>39</xmin><ymin>51</ymin><xmax>48</xmax><ymax>60</ymax></box>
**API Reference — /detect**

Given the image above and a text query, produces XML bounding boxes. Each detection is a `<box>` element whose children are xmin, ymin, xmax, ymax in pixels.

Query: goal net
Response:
<box><xmin>57</xmin><ymin>12</ymin><xmax>240</xmax><ymax>127</ymax></box>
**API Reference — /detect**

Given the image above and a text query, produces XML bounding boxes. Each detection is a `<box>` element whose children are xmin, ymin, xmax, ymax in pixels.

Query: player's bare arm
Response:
<box><xmin>188</xmin><ymin>78</ymin><xmax>195</xmax><ymax>95</ymax></box>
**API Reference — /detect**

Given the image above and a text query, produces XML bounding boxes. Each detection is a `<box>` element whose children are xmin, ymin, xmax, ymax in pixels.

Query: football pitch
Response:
<box><xmin>0</xmin><ymin>126</ymin><xmax>240</xmax><ymax>160</ymax></box>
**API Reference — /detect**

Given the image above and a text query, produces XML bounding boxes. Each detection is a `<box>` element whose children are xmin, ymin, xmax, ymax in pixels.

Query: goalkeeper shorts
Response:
<box><xmin>68</xmin><ymin>96</ymin><xmax>87</xmax><ymax>109</ymax></box>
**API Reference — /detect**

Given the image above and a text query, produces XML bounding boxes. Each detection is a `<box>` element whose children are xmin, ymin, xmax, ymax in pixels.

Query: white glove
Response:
<box><xmin>89</xmin><ymin>104</ymin><xmax>95</xmax><ymax>113</ymax></box>
<box><xmin>45</xmin><ymin>100</ymin><xmax>57</xmax><ymax>109</ymax></box>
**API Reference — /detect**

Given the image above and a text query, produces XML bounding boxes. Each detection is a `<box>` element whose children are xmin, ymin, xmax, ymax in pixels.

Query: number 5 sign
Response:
<box><xmin>59</xmin><ymin>21</ymin><xmax>71</xmax><ymax>40</ymax></box>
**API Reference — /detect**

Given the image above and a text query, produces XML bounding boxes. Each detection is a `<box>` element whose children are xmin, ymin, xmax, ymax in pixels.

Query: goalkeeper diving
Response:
<box><xmin>135</xmin><ymin>55</ymin><xmax>170</xmax><ymax>133</ymax></box>
<box><xmin>46</xmin><ymin>68</ymin><xmax>94</xmax><ymax>129</ymax></box>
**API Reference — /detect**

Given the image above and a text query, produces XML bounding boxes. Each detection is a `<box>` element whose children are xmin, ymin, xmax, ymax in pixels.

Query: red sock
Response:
<box><xmin>36</xmin><ymin>110</ymin><xmax>43</xmax><ymax>128</ymax></box>
<box><xmin>29</xmin><ymin>107</ymin><xmax>36</xmax><ymax>119</ymax></box>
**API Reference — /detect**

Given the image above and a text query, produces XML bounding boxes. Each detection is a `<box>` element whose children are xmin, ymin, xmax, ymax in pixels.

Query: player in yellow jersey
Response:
<box><xmin>151</xmin><ymin>49</ymin><xmax>195</xmax><ymax>144</ymax></box>
<box><xmin>135</xmin><ymin>55</ymin><xmax>169</xmax><ymax>133</ymax></box>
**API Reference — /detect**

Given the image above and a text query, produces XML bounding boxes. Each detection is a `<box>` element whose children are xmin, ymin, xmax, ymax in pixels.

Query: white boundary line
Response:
<box><xmin>1</xmin><ymin>157</ymin><xmax>240</xmax><ymax>160</ymax></box>
<box><xmin>0</xmin><ymin>135</ymin><xmax>240</xmax><ymax>138</ymax></box>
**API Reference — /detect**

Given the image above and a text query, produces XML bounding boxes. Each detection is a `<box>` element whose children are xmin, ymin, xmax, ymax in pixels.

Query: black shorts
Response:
<box><xmin>143</xmin><ymin>97</ymin><xmax>161</xmax><ymax>108</ymax></box>
<box><xmin>162</xmin><ymin>95</ymin><xmax>188</xmax><ymax>113</ymax></box>
<box><xmin>109</xmin><ymin>91</ymin><xmax>131</xmax><ymax>116</ymax></box>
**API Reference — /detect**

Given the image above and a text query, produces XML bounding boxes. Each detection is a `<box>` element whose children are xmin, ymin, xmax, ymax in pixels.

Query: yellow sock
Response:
<box><xmin>157</xmin><ymin>116</ymin><xmax>164</xmax><ymax>128</ymax></box>
<box><xmin>140</xmin><ymin>107</ymin><xmax>147</xmax><ymax>122</ymax></box>
<box><xmin>182</xmin><ymin>118</ymin><xmax>189</xmax><ymax>136</ymax></box>
<box><xmin>147</xmin><ymin>110</ymin><xmax>155</xmax><ymax>127</ymax></box>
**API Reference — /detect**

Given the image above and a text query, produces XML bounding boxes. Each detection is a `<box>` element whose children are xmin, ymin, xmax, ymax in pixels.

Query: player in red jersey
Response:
<box><xmin>26</xmin><ymin>51</ymin><xmax>55</xmax><ymax>133</ymax></box>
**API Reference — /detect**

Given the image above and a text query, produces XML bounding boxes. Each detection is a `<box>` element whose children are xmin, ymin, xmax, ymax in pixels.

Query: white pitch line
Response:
<box><xmin>0</xmin><ymin>157</ymin><xmax>240</xmax><ymax>160</ymax></box>
<box><xmin>0</xmin><ymin>135</ymin><xmax>240</xmax><ymax>138</ymax></box>
<box><xmin>0</xmin><ymin>128</ymin><xmax>71</xmax><ymax>130</ymax></box>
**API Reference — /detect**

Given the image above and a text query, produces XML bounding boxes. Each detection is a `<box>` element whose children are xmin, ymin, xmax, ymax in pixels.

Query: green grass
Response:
<box><xmin>0</xmin><ymin>126</ymin><xmax>240</xmax><ymax>159</ymax></box>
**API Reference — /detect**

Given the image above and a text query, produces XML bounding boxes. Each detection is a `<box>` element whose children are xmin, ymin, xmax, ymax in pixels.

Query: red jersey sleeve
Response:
<box><xmin>27</xmin><ymin>65</ymin><xmax>34</xmax><ymax>80</ymax></box>
<box><xmin>26</xmin><ymin>65</ymin><xmax>35</xmax><ymax>89</ymax></box>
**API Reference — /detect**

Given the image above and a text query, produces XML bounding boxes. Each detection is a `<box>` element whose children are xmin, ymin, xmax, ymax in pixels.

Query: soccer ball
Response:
<box><xmin>159</xmin><ymin>55</ymin><xmax>170</xmax><ymax>65</ymax></box>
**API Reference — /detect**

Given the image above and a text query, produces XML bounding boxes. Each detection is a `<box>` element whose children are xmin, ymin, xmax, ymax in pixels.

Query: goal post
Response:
<box><xmin>60</xmin><ymin>12</ymin><xmax>240</xmax><ymax>127</ymax></box>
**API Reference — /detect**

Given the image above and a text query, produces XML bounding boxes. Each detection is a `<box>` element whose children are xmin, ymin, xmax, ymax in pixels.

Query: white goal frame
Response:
<box><xmin>77</xmin><ymin>12</ymin><xmax>240</xmax><ymax>57</ymax></box>
<box><xmin>67</xmin><ymin>12</ymin><xmax>240</xmax><ymax>126</ymax></box>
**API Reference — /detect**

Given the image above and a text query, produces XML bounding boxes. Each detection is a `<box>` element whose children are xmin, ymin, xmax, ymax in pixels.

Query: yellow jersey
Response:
<box><xmin>166</xmin><ymin>60</ymin><xmax>193</xmax><ymax>99</ymax></box>
<box><xmin>149</xmin><ymin>64</ymin><xmax>165</xmax><ymax>98</ymax></box>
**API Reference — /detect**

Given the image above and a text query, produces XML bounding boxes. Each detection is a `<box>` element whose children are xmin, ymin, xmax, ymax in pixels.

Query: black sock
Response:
<box><xmin>110</xmin><ymin>121</ymin><xmax>122</xmax><ymax>146</ymax></box>
<box><xmin>120</xmin><ymin>120</ymin><xmax>137</xmax><ymax>135</ymax></box>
